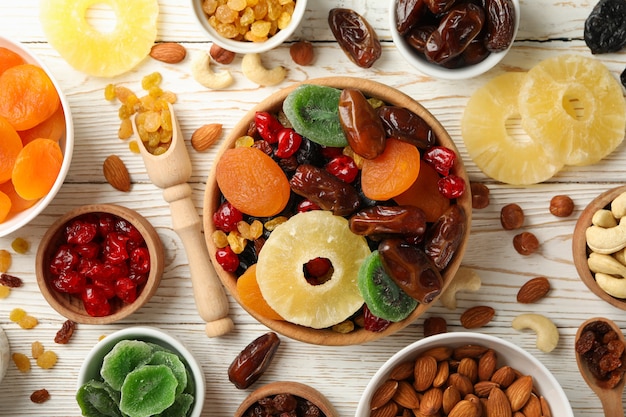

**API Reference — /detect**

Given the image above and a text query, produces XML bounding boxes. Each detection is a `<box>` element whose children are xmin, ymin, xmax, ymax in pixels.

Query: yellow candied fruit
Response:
<box><xmin>36</xmin><ymin>350</ymin><xmax>58</xmax><ymax>369</ymax></box>
<box><xmin>31</xmin><ymin>341</ymin><xmax>44</xmax><ymax>359</ymax></box>
<box><xmin>0</xmin><ymin>249</ymin><xmax>11</xmax><ymax>272</ymax></box>
<box><xmin>11</xmin><ymin>237</ymin><xmax>29</xmax><ymax>254</ymax></box>
<box><xmin>332</xmin><ymin>319</ymin><xmax>355</xmax><ymax>334</ymax></box>
<box><xmin>212</xmin><ymin>230</ymin><xmax>229</xmax><ymax>248</ymax></box>
<box><xmin>104</xmin><ymin>83</ymin><xmax>116</xmax><ymax>101</ymax></box>
<box><xmin>9</xmin><ymin>307</ymin><xmax>26</xmax><ymax>322</ymax></box>
<box><xmin>235</xmin><ymin>136</ymin><xmax>255</xmax><ymax>147</ymax></box>
<box><xmin>98</xmin><ymin>334</ymin><xmax>107</xmax><ymax>341</ymax></box>
<box><xmin>152</xmin><ymin>146</ymin><xmax>169</xmax><ymax>156</ymax></box>
<box><xmin>141</xmin><ymin>72</ymin><xmax>162</xmax><ymax>91</ymax></box>
<box><xmin>12</xmin><ymin>352</ymin><xmax>31</xmax><ymax>372</ymax></box>
<box><xmin>18</xmin><ymin>315</ymin><xmax>39</xmax><ymax>330</ymax></box>
<box><xmin>143</xmin><ymin>111</ymin><xmax>162</xmax><ymax>133</ymax></box>
<box><xmin>148</xmin><ymin>86</ymin><xmax>164</xmax><ymax>99</ymax></box>
<box><xmin>237</xmin><ymin>219</ymin><xmax>263</xmax><ymax>240</ymax></box>
<box><xmin>278</xmin><ymin>0</ymin><xmax>292</xmax><ymax>5</ymax></box>
<box><xmin>0</xmin><ymin>285</ymin><xmax>10</xmax><ymax>298</ymax></box>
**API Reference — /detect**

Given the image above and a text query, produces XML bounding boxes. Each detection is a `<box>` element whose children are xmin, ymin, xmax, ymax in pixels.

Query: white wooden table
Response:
<box><xmin>1</xmin><ymin>1</ymin><xmax>625</xmax><ymax>416</ymax></box>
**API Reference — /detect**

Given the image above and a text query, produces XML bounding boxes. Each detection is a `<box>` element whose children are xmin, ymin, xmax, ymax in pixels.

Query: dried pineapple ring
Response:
<box><xmin>519</xmin><ymin>54</ymin><xmax>626</xmax><ymax>167</ymax></box>
<box><xmin>461</xmin><ymin>72</ymin><xmax>563</xmax><ymax>185</ymax></box>
<box><xmin>40</xmin><ymin>0</ymin><xmax>159</xmax><ymax>77</ymax></box>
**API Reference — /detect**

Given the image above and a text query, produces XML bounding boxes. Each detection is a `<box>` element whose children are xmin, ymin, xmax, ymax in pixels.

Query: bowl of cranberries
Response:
<box><xmin>203</xmin><ymin>77</ymin><xmax>472</xmax><ymax>345</ymax></box>
<box><xmin>35</xmin><ymin>204</ymin><xmax>165</xmax><ymax>324</ymax></box>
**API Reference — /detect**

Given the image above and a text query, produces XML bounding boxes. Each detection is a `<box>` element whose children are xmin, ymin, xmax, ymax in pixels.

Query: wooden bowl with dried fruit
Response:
<box><xmin>35</xmin><ymin>204</ymin><xmax>164</xmax><ymax>324</ymax></box>
<box><xmin>203</xmin><ymin>77</ymin><xmax>472</xmax><ymax>345</ymax></box>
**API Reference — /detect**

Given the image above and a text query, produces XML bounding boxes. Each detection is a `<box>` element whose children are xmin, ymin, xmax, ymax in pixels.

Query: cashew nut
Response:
<box><xmin>511</xmin><ymin>313</ymin><xmax>559</xmax><ymax>353</ymax></box>
<box><xmin>595</xmin><ymin>272</ymin><xmax>626</xmax><ymax>299</ymax></box>
<box><xmin>614</xmin><ymin>248</ymin><xmax>626</xmax><ymax>265</ymax></box>
<box><xmin>588</xmin><ymin>252</ymin><xmax>626</xmax><ymax>278</ymax></box>
<box><xmin>591</xmin><ymin>209</ymin><xmax>618</xmax><ymax>228</ymax></box>
<box><xmin>191</xmin><ymin>52</ymin><xmax>234</xmax><ymax>89</ymax></box>
<box><xmin>439</xmin><ymin>267</ymin><xmax>482</xmax><ymax>310</ymax></box>
<box><xmin>241</xmin><ymin>53</ymin><xmax>286</xmax><ymax>86</ymax></box>
<box><xmin>611</xmin><ymin>191</ymin><xmax>626</xmax><ymax>219</ymax></box>
<box><xmin>585</xmin><ymin>218</ymin><xmax>626</xmax><ymax>255</ymax></box>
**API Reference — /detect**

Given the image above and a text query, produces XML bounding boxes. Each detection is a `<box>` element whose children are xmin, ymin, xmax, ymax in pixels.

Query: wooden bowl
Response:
<box><xmin>203</xmin><ymin>77</ymin><xmax>472</xmax><ymax>345</ymax></box>
<box><xmin>573</xmin><ymin>185</ymin><xmax>626</xmax><ymax>310</ymax></box>
<box><xmin>36</xmin><ymin>204</ymin><xmax>164</xmax><ymax>324</ymax></box>
<box><xmin>234</xmin><ymin>381</ymin><xmax>338</xmax><ymax>417</ymax></box>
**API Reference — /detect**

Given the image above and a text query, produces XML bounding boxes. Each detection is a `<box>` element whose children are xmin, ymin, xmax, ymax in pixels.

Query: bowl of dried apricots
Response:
<box><xmin>0</xmin><ymin>36</ymin><xmax>73</xmax><ymax>236</ymax></box>
<box><xmin>204</xmin><ymin>77</ymin><xmax>472</xmax><ymax>345</ymax></box>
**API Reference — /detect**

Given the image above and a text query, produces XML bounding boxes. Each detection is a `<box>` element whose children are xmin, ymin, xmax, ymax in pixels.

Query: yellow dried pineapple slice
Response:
<box><xmin>519</xmin><ymin>54</ymin><xmax>626</xmax><ymax>166</ymax></box>
<box><xmin>461</xmin><ymin>72</ymin><xmax>564</xmax><ymax>185</ymax></box>
<box><xmin>40</xmin><ymin>0</ymin><xmax>159</xmax><ymax>77</ymax></box>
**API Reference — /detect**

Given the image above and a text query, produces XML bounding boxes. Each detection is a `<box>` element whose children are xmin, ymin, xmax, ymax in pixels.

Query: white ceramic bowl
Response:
<box><xmin>355</xmin><ymin>332</ymin><xmax>574</xmax><ymax>417</ymax></box>
<box><xmin>0</xmin><ymin>325</ymin><xmax>9</xmax><ymax>385</ymax></box>
<box><xmin>190</xmin><ymin>0</ymin><xmax>308</xmax><ymax>54</ymax></box>
<box><xmin>77</xmin><ymin>326</ymin><xmax>205</xmax><ymax>417</ymax></box>
<box><xmin>389</xmin><ymin>0</ymin><xmax>520</xmax><ymax>80</ymax></box>
<box><xmin>0</xmin><ymin>36</ymin><xmax>74</xmax><ymax>236</ymax></box>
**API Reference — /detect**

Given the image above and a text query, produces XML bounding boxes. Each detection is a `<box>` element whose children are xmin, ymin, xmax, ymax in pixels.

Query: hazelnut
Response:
<box><xmin>513</xmin><ymin>232</ymin><xmax>539</xmax><ymax>256</ymax></box>
<box><xmin>470</xmin><ymin>182</ymin><xmax>490</xmax><ymax>209</ymax></box>
<box><xmin>290</xmin><ymin>40</ymin><xmax>314</xmax><ymax>66</ymax></box>
<box><xmin>549</xmin><ymin>195</ymin><xmax>574</xmax><ymax>217</ymax></box>
<box><xmin>209</xmin><ymin>44</ymin><xmax>236</xmax><ymax>65</ymax></box>
<box><xmin>500</xmin><ymin>203</ymin><xmax>524</xmax><ymax>230</ymax></box>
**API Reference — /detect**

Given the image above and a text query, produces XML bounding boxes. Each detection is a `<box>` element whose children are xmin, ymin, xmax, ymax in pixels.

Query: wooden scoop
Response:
<box><xmin>132</xmin><ymin>103</ymin><xmax>233</xmax><ymax>337</ymax></box>
<box><xmin>575</xmin><ymin>317</ymin><xmax>626</xmax><ymax>417</ymax></box>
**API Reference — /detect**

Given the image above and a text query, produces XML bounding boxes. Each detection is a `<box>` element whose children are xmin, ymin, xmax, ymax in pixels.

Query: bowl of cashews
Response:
<box><xmin>573</xmin><ymin>185</ymin><xmax>626</xmax><ymax>310</ymax></box>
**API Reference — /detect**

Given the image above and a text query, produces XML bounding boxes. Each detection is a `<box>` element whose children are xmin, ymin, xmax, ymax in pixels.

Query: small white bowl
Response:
<box><xmin>0</xmin><ymin>36</ymin><xmax>74</xmax><ymax>236</ymax></box>
<box><xmin>77</xmin><ymin>326</ymin><xmax>205</xmax><ymax>417</ymax></box>
<box><xmin>389</xmin><ymin>0</ymin><xmax>520</xmax><ymax>80</ymax></box>
<box><xmin>0</xmin><ymin>325</ymin><xmax>9</xmax><ymax>385</ymax></box>
<box><xmin>355</xmin><ymin>332</ymin><xmax>573</xmax><ymax>417</ymax></box>
<box><xmin>190</xmin><ymin>0</ymin><xmax>308</xmax><ymax>54</ymax></box>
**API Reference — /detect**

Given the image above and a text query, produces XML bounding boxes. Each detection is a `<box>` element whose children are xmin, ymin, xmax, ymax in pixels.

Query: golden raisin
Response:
<box><xmin>31</xmin><ymin>341</ymin><xmax>44</xmax><ymax>359</ymax></box>
<box><xmin>18</xmin><ymin>314</ymin><xmax>39</xmax><ymax>329</ymax></box>
<box><xmin>12</xmin><ymin>352</ymin><xmax>31</xmax><ymax>372</ymax></box>
<box><xmin>9</xmin><ymin>307</ymin><xmax>26</xmax><ymax>322</ymax></box>
<box><xmin>36</xmin><ymin>350</ymin><xmax>58</xmax><ymax>369</ymax></box>
<box><xmin>0</xmin><ymin>249</ymin><xmax>11</xmax><ymax>272</ymax></box>
<box><xmin>0</xmin><ymin>285</ymin><xmax>10</xmax><ymax>298</ymax></box>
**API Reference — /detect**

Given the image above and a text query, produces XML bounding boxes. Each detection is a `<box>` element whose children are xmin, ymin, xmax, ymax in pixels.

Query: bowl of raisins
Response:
<box><xmin>203</xmin><ymin>76</ymin><xmax>472</xmax><ymax>345</ymax></box>
<box><xmin>35</xmin><ymin>204</ymin><xmax>165</xmax><ymax>324</ymax></box>
<box><xmin>390</xmin><ymin>0</ymin><xmax>520</xmax><ymax>80</ymax></box>
<box><xmin>0</xmin><ymin>36</ymin><xmax>74</xmax><ymax>237</ymax></box>
<box><xmin>190</xmin><ymin>0</ymin><xmax>308</xmax><ymax>54</ymax></box>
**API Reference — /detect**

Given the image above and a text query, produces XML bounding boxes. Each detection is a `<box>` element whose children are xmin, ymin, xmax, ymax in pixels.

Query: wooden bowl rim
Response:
<box><xmin>234</xmin><ymin>381</ymin><xmax>338</xmax><ymax>417</ymax></box>
<box><xmin>572</xmin><ymin>185</ymin><xmax>626</xmax><ymax>310</ymax></box>
<box><xmin>203</xmin><ymin>76</ymin><xmax>472</xmax><ymax>345</ymax></box>
<box><xmin>35</xmin><ymin>204</ymin><xmax>165</xmax><ymax>324</ymax></box>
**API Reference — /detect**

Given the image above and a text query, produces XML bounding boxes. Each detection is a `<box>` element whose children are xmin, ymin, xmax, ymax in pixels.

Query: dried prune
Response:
<box><xmin>584</xmin><ymin>0</ymin><xmax>626</xmax><ymax>54</ymax></box>
<box><xmin>338</xmin><ymin>89</ymin><xmax>386</xmax><ymax>159</ymax></box>
<box><xmin>484</xmin><ymin>0</ymin><xmax>516</xmax><ymax>52</ymax></box>
<box><xmin>328</xmin><ymin>8</ymin><xmax>382</xmax><ymax>68</ymax></box>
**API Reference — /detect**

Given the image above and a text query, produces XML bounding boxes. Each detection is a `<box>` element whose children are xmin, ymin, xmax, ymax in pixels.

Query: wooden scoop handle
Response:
<box><xmin>163</xmin><ymin>183</ymin><xmax>234</xmax><ymax>337</ymax></box>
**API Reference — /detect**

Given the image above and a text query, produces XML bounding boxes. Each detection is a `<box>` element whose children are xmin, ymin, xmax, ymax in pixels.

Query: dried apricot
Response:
<box><xmin>0</xmin><ymin>191</ymin><xmax>11</xmax><ymax>223</ymax></box>
<box><xmin>0</xmin><ymin>47</ymin><xmax>26</xmax><ymax>76</ymax></box>
<box><xmin>394</xmin><ymin>162</ymin><xmax>450</xmax><ymax>222</ymax></box>
<box><xmin>0</xmin><ymin>116</ymin><xmax>24</xmax><ymax>183</ymax></box>
<box><xmin>18</xmin><ymin>105</ymin><xmax>66</xmax><ymax>145</ymax></box>
<box><xmin>12</xmin><ymin>138</ymin><xmax>63</xmax><ymax>200</ymax></box>
<box><xmin>0</xmin><ymin>64</ymin><xmax>60</xmax><ymax>130</ymax></box>
<box><xmin>216</xmin><ymin>146</ymin><xmax>290</xmax><ymax>217</ymax></box>
<box><xmin>236</xmin><ymin>264</ymin><xmax>284</xmax><ymax>321</ymax></box>
<box><xmin>0</xmin><ymin>181</ymin><xmax>37</xmax><ymax>216</ymax></box>
<box><xmin>361</xmin><ymin>138</ymin><xmax>421</xmax><ymax>201</ymax></box>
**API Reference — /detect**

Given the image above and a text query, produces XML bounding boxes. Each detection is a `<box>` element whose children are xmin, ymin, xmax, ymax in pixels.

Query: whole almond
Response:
<box><xmin>150</xmin><ymin>42</ymin><xmax>187</xmax><ymax>63</ymax></box>
<box><xmin>540</xmin><ymin>396</ymin><xmax>552</xmax><ymax>417</ymax></box>
<box><xmin>389</xmin><ymin>361</ymin><xmax>415</xmax><ymax>381</ymax></box>
<box><xmin>487</xmin><ymin>387</ymin><xmax>512</xmax><ymax>417</ymax></box>
<box><xmin>370</xmin><ymin>400</ymin><xmax>398</xmax><ymax>417</ymax></box>
<box><xmin>422</xmin><ymin>345</ymin><xmax>453</xmax><ymax>361</ymax></box>
<box><xmin>491</xmin><ymin>366</ymin><xmax>516</xmax><ymax>388</ymax></box>
<box><xmin>448</xmin><ymin>373</ymin><xmax>474</xmax><ymax>397</ymax></box>
<box><xmin>433</xmin><ymin>360</ymin><xmax>450</xmax><ymax>387</ymax></box>
<box><xmin>393</xmin><ymin>380</ymin><xmax>420</xmax><ymax>409</ymax></box>
<box><xmin>103</xmin><ymin>155</ymin><xmax>131</xmax><ymax>192</ymax></box>
<box><xmin>516</xmin><ymin>277</ymin><xmax>550</xmax><ymax>303</ymax></box>
<box><xmin>370</xmin><ymin>379</ymin><xmax>398</xmax><ymax>410</ymax></box>
<box><xmin>478</xmin><ymin>349</ymin><xmax>497</xmax><ymax>381</ymax></box>
<box><xmin>460</xmin><ymin>305</ymin><xmax>495</xmax><ymax>329</ymax></box>
<box><xmin>423</xmin><ymin>316</ymin><xmax>447</xmax><ymax>337</ymax></box>
<box><xmin>521</xmin><ymin>393</ymin><xmax>542</xmax><ymax>417</ymax></box>
<box><xmin>457</xmin><ymin>357</ymin><xmax>478</xmax><ymax>383</ymax></box>
<box><xmin>448</xmin><ymin>399</ymin><xmax>481</xmax><ymax>417</ymax></box>
<box><xmin>191</xmin><ymin>123</ymin><xmax>222</xmax><ymax>152</ymax></box>
<box><xmin>419</xmin><ymin>387</ymin><xmax>443</xmax><ymax>415</ymax></box>
<box><xmin>453</xmin><ymin>344</ymin><xmax>489</xmax><ymax>360</ymax></box>
<box><xmin>413</xmin><ymin>355</ymin><xmax>438</xmax><ymax>391</ymax></box>
<box><xmin>505</xmin><ymin>375</ymin><xmax>533</xmax><ymax>411</ymax></box>
<box><xmin>474</xmin><ymin>380</ymin><xmax>500</xmax><ymax>397</ymax></box>
<box><xmin>442</xmin><ymin>385</ymin><xmax>461</xmax><ymax>414</ymax></box>
<box><xmin>210</xmin><ymin>44</ymin><xmax>236</xmax><ymax>64</ymax></box>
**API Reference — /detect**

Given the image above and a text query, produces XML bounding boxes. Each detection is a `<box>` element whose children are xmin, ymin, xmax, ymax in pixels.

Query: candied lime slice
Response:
<box><xmin>283</xmin><ymin>84</ymin><xmax>347</xmax><ymax>147</ymax></box>
<box><xmin>157</xmin><ymin>393</ymin><xmax>194</xmax><ymax>417</ymax></box>
<box><xmin>101</xmin><ymin>340</ymin><xmax>153</xmax><ymax>391</ymax></box>
<box><xmin>120</xmin><ymin>364</ymin><xmax>177</xmax><ymax>417</ymax></box>
<box><xmin>148</xmin><ymin>350</ymin><xmax>188</xmax><ymax>396</ymax></box>
<box><xmin>76</xmin><ymin>380</ymin><xmax>123</xmax><ymax>417</ymax></box>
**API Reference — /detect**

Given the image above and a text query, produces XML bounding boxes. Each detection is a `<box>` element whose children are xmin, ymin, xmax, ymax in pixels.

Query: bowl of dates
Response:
<box><xmin>573</xmin><ymin>185</ymin><xmax>626</xmax><ymax>310</ymax></box>
<box><xmin>355</xmin><ymin>332</ymin><xmax>574</xmax><ymax>417</ymax></box>
<box><xmin>390</xmin><ymin>0</ymin><xmax>520</xmax><ymax>80</ymax></box>
<box><xmin>36</xmin><ymin>204</ymin><xmax>165</xmax><ymax>324</ymax></box>
<box><xmin>203</xmin><ymin>76</ymin><xmax>472</xmax><ymax>345</ymax></box>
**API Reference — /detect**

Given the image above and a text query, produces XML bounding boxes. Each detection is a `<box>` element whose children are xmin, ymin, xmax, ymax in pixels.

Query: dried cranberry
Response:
<box><xmin>325</xmin><ymin>155</ymin><xmax>359</xmax><ymax>183</ymax></box>
<box><xmin>363</xmin><ymin>305</ymin><xmax>392</xmax><ymax>332</ymax></box>
<box><xmin>320</xmin><ymin>146</ymin><xmax>344</xmax><ymax>160</ymax></box>
<box><xmin>423</xmin><ymin>146</ymin><xmax>457</xmax><ymax>176</ymax></box>
<box><xmin>213</xmin><ymin>201</ymin><xmax>243</xmax><ymax>232</ymax></box>
<box><xmin>275</xmin><ymin>128</ymin><xmax>303</xmax><ymax>158</ymax></box>
<box><xmin>82</xmin><ymin>285</ymin><xmax>111</xmax><ymax>317</ymax></box>
<box><xmin>437</xmin><ymin>175</ymin><xmax>466</xmax><ymax>199</ymax></box>
<box><xmin>74</xmin><ymin>242</ymin><xmax>100</xmax><ymax>259</ymax></box>
<box><xmin>130</xmin><ymin>247</ymin><xmax>151</xmax><ymax>274</ymax></box>
<box><xmin>65</xmin><ymin>219</ymin><xmax>98</xmax><ymax>245</ymax></box>
<box><xmin>115</xmin><ymin>278</ymin><xmax>138</xmax><ymax>304</ymax></box>
<box><xmin>296</xmin><ymin>200</ymin><xmax>321</xmax><ymax>213</ymax></box>
<box><xmin>304</xmin><ymin>257</ymin><xmax>332</xmax><ymax>278</ymax></box>
<box><xmin>215</xmin><ymin>246</ymin><xmax>239</xmax><ymax>272</ymax></box>
<box><xmin>103</xmin><ymin>232</ymin><xmax>130</xmax><ymax>265</ymax></box>
<box><xmin>255</xmin><ymin>111</ymin><xmax>283</xmax><ymax>144</ymax></box>
<box><xmin>51</xmin><ymin>271</ymin><xmax>86</xmax><ymax>294</ymax></box>
<box><xmin>49</xmin><ymin>245</ymin><xmax>79</xmax><ymax>275</ymax></box>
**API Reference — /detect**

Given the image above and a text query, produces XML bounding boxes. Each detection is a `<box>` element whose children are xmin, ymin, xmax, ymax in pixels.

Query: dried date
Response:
<box><xmin>338</xmin><ymin>89</ymin><xmax>386</xmax><ymax>159</ymax></box>
<box><xmin>228</xmin><ymin>332</ymin><xmax>281</xmax><ymax>390</ymax></box>
<box><xmin>424</xmin><ymin>204</ymin><xmax>467</xmax><ymax>270</ymax></box>
<box><xmin>484</xmin><ymin>0</ymin><xmax>516</xmax><ymax>52</ymax></box>
<box><xmin>424</xmin><ymin>0</ymin><xmax>456</xmax><ymax>14</ymax></box>
<box><xmin>406</xmin><ymin>25</ymin><xmax>437</xmax><ymax>53</ymax></box>
<box><xmin>584</xmin><ymin>0</ymin><xmax>626</xmax><ymax>54</ymax></box>
<box><xmin>328</xmin><ymin>8</ymin><xmax>382</xmax><ymax>68</ymax></box>
<box><xmin>377</xmin><ymin>106</ymin><xmax>436</xmax><ymax>149</ymax></box>
<box><xmin>349</xmin><ymin>205</ymin><xmax>427</xmax><ymax>238</ymax></box>
<box><xmin>396</xmin><ymin>0</ymin><xmax>427</xmax><ymax>35</ymax></box>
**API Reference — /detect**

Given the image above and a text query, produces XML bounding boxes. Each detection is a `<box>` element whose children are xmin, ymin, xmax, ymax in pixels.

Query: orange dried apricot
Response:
<box><xmin>0</xmin><ymin>116</ymin><xmax>24</xmax><ymax>183</ymax></box>
<box><xmin>0</xmin><ymin>191</ymin><xmax>11</xmax><ymax>223</ymax></box>
<box><xmin>0</xmin><ymin>47</ymin><xmax>26</xmax><ymax>76</ymax></box>
<box><xmin>0</xmin><ymin>64</ymin><xmax>60</xmax><ymax>131</ymax></box>
<box><xmin>12</xmin><ymin>138</ymin><xmax>63</xmax><ymax>200</ymax></box>
<box><xmin>0</xmin><ymin>181</ymin><xmax>37</xmax><ymax>216</ymax></box>
<box><xmin>361</xmin><ymin>138</ymin><xmax>421</xmax><ymax>201</ymax></box>
<box><xmin>236</xmin><ymin>264</ymin><xmax>284</xmax><ymax>321</ymax></box>
<box><xmin>18</xmin><ymin>105</ymin><xmax>66</xmax><ymax>145</ymax></box>
<box><xmin>394</xmin><ymin>162</ymin><xmax>450</xmax><ymax>222</ymax></box>
<box><xmin>216</xmin><ymin>146</ymin><xmax>290</xmax><ymax>217</ymax></box>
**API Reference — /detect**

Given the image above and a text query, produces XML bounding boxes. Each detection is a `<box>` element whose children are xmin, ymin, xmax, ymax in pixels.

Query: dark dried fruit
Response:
<box><xmin>0</xmin><ymin>273</ymin><xmax>23</xmax><ymax>288</ymax></box>
<box><xmin>470</xmin><ymin>182</ymin><xmax>490</xmax><ymax>209</ymax></box>
<box><xmin>513</xmin><ymin>232</ymin><xmax>539</xmax><ymax>256</ymax></box>
<box><xmin>328</xmin><ymin>8</ymin><xmax>382</xmax><ymax>68</ymax></box>
<box><xmin>54</xmin><ymin>319</ymin><xmax>76</xmax><ymax>344</ymax></box>
<box><xmin>338</xmin><ymin>89</ymin><xmax>386</xmax><ymax>159</ymax></box>
<box><xmin>576</xmin><ymin>320</ymin><xmax>626</xmax><ymax>388</ymax></box>
<box><xmin>424</xmin><ymin>316</ymin><xmax>447</xmax><ymax>337</ymax></box>
<box><xmin>500</xmin><ymin>203</ymin><xmax>524</xmax><ymax>230</ymax></box>
<box><xmin>377</xmin><ymin>106</ymin><xmax>436</xmax><ymax>149</ymax></box>
<box><xmin>424</xmin><ymin>205</ymin><xmax>467</xmax><ymax>270</ymax></box>
<box><xmin>228</xmin><ymin>332</ymin><xmax>281</xmax><ymax>389</ymax></box>
<box><xmin>349</xmin><ymin>205</ymin><xmax>427</xmax><ymax>238</ymax></box>
<box><xmin>484</xmin><ymin>0</ymin><xmax>516</xmax><ymax>52</ymax></box>
<box><xmin>584</xmin><ymin>0</ymin><xmax>626</xmax><ymax>54</ymax></box>
<box><xmin>30</xmin><ymin>389</ymin><xmax>50</xmax><ymax>404</ymax></box>
<box><xmin>396</xmin><ymin>0</ymin><xmax>427</xmax><ymax>35</ymax></box>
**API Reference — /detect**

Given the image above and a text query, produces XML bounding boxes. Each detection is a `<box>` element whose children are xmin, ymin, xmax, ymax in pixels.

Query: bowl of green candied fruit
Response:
<box><xmin>203</xmin><ymin>77</ymin><xmax>472</xmax><ymax>346</ymax></box>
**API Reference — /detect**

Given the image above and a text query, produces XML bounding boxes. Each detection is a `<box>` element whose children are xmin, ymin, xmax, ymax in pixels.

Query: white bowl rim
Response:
<box><xmin>388</xmin><ymin>0</ymin><xmax>521</xmax><ymax>80</ymax></box>
<box><xmin>190</xmin><ymin>0</ymin><xmax>307</xmax><ymax>54</ymax></box>
<box><xmin>354</xmin><ymin>332</ymin><xmax>574</xmax><ymax>417</ymax></box>
<box><xmin>0</xmin><ymin>36</ymin><xmax>74</xmax><ymax>237</ymax></box>
<box><xmin>77</xmin><ymin>326</ymin><xmax>205</xmax><ymax>417</ymax></box>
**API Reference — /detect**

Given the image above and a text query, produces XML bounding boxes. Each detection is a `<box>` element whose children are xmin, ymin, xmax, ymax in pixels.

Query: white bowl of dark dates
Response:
<box><xmin>203</xmin><ymin>76</ymin><xmax>472</xmax><ymax>346</ymax></box>
<box><xmin>390</xmin><ymin>0</ymin><xmax>520</xmax><ymax>80</ymax></box>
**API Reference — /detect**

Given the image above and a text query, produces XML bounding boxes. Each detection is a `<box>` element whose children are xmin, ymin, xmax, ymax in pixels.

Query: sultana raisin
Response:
<box><xmin>0</xmin><ymin>273</ymin><xmax>22</xmax><ymax>288</ymax></box>
<box><xmin>18</xmin><ymin>314</ymin><xmax>39</xmax><ymax>330</ymax></box>
<box><xmin>11</xmin><ymin>237</ymin><xmax>29</xmax><ymax>254</ymax></box>
<box><xmin>30</xmin><ymin>389</ymin><xmax>51</xmax><ymax>404</ymax></box>
<box><xmin>31</xmin><ymin>341</ymin><xmax>44</xmax><ymax>359</ymax></box>
<box><xmin>54</xmin><ymin>319</ymin><xmax>76</xmax><ymax>344</ymax></box>
<box><xmin>584</xmin><ymin>0</ymin><xmax>626</xmax><ymax>54</ymax></box>
<box><xmin>0</xmin><ymin>249</ymin><xmax>11</xmax><ymax>272</ymax></box>
<box><xmin>0</xmin><ymin>285</ymin><xmax>9</xmax><ymax>298</ymax></box>
<box><xmin>12</xmin><ymin>352</ymin><xmax>31</xmax><ymax>372</ymax></box>
<box><xmin>36</xmin><ymin>350</ymin><xmax>58</xmax><ymax>369</ymax></box>
<box><xmin>9</xmin><ymin>307</ymin><xmax>26</xmax><ymax>322</ymax></box>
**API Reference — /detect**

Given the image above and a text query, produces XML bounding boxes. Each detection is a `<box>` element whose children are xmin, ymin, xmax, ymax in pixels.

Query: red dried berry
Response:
<box><xmin>103</xmin><ymin>232</ymin><xmax>130</xmax><ymax>265</ymax></box>
<box><xmin>296</xmin><ymin>199</ymin><xmax>321</xmax><ymax>213</ymax></box>
<box><xmin>115</xmin><ymin>277</ymin><xmax>138</xmax><ymax>304</ymax></box>
<box><xmin>423</xmin><ymin>146</ymin><xmax>457</xmax><ymax>176</ymax></box>
<box><xmin>437</xmin><ymin>174</ymin><xmax>466</xmax><ymax>199</ymax></box>
<box><xmin>255</xmin><ymin>111</ymin><xmax>283</xmax><ymax>144</ymax></box>
<box><xmin>320</xmin><ymin>146</ymin><xmax>344</xmax><ymax>159</ymax></box>
<box><xmin>215</xmin><ymin>246</ymin><xmax>239</xmax><ymax>272</ymax></box>
<box><xmin>325</xmin><ymin>155</ymin><xmax>359</xmax><ymax>183</ymax></box>
<box><xmin>49</xmin><ymin>245</ymin><xmax>79</xmax><ymax>275</ymax></box>
<box><xmin>213</xmin><ymin>201</ymin><xmax>243</xmax><ymax>232</ymax></box>
<box><xmin>275</xmin><ymin>128</ymin><xmax>303</xmax><ymax>158</ymax></box>
<box><xmin>363</xmin><ymin>304</ymin><xmax>392</xmax><ymax>332</ymax></box>
<box><xmin>304</xmin><ymin>257</ymin><xmax>332</xmax><ymax>278</ymax></box>
<box><xmin>65</xmin><ymin>219</ymin><xmax>98</xmax><ymax>245</ymax></box>
<box><xmin>74</xmin><ymin>242</ymin><xmax>100</xmax><ymax>259</ymax></box>
<box><xmin>130</xmin><ymin>247</ymin><xmax>151</xmax><ymax>274</ymax></box>
<box><xmin>81</xmin><ymin>285</ymin><xmax>111</xmax><ymax>317</ymax></box>
<box><xmin>51</xmin><ymin>271</ymin><xmax>86</xmax><ymax>294</ymax></box>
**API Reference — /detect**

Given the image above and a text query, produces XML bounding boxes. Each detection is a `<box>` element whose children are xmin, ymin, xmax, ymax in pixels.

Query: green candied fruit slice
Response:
<box><xmin>101</xmin><ymin>340</ymin><xmax>154</xmax><ymax>391</ymax></box>
<box><xmin>183</xmin><ymin>367</ymin><xmax>195</xmax><ymax>395</ymax></box>
<box><xmin>76</xmin><ymin>380</ymin><xmax>123</xmax><ymax>417</ymax></box>
<box><xmin>120</xmin><ymin>364</ymin><xmax>177</xmax><ymax>417</ymax></box>
<box><xmin>282</xmin><ymin>84</ymin><xmax>348</xmax><ymax>147</ymax></box>
<box><xmin>157</xmin><ymin>393</ymin><xmax>194</xmax><ymax>417</ymax></box>
<box><xmin>148</xmin><ymin>350</ymin><xmax>188</xmax><ymax>396</ymax></box>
